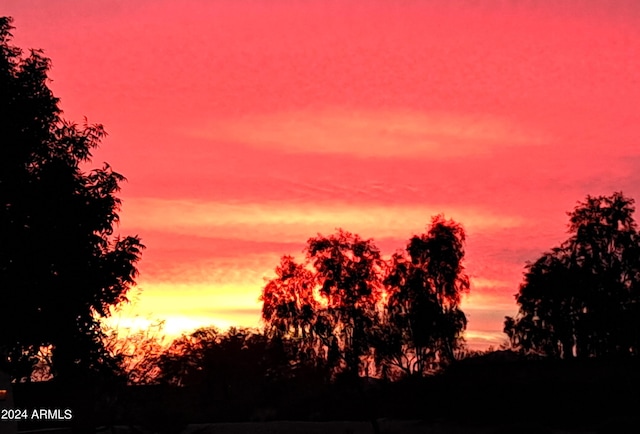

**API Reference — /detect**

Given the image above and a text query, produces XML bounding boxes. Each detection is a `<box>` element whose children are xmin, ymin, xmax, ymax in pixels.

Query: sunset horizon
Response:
<box><xmin>5</xmin><ymin>0</ymin><xmax>640</xmax><ymax>351</ymax></box>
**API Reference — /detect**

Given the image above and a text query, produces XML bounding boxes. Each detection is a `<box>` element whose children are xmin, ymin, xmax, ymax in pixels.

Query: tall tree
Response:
<box><xmin>262</xmin><ymin>221</ymin><xmax>470</xmax><ymax>380</ymax></box>
<box><xmin>505</xmin><ymin>192</ymin><xmax>640</xmax><ymax>358</ymax></box>
<box><xmin>261</xmin><ymin>255</ymin><xmax>319</xmax><ymax>371</ymax></box>
<box><xmin>307</xmin><ymin>229</ymin><xmax>384</xmax><ymax>377</ymax></box>
<box><xmin>383</xmin><ymin>215</ymin><xmax>469</xmax><ymax>375</ymax></box>
<box><xmin>262</xmin><ymin>230</ymin><xmax>384</xmax><ymax>379</ymax></box>
<box><xmin>0</xmin><ymin>17</ymin><xmax>143</xmax><ymax>380</ymax></box>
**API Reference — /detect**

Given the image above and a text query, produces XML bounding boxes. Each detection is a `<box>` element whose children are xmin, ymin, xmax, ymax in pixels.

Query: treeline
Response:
<box><xmin>261</xmin><ymin>217</ymin><xmax>468</xmax><ymax>379</ymax></box>
<box><xmin>128</xmin><ymin>216</ymin><xmax>468</xmax><ymax>388</ymax></box>
<box><xmin>127</xmin><ymin>191</ymin><xmax>640</xmax><ymax>389</ymax></box>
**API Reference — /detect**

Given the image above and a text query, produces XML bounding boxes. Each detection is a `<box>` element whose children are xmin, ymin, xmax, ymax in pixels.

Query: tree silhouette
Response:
<box><xmin>102</xmin><ymin>318</ymin><xmax>167</xmax><ymax>385</ymax></box>
<box><xmin>307</xmin><ymin>230</ymin><xmax>384</xmax><ymax>378</ymax></box>
<box><xmin>262</xmin><ymin>230</ymin><xmax>384</xmax><ymax>379</ymax></box>
<box><xmin>505</xmin><ymin>192</ymin><xmax>640</xmax><ymax>358</ymax></box>
<box><xmin>261</xmin><ymin>255</ymin><xmax>323</xmax><ymax>373</ymax></box>
<box><xmin>0</xmin><ymin>17</ymin><xmax>143</xmax><ymax>380</ymax></box>
<box><xmin>156</xmin><ymin>326</ymin><xmax>289</xmax><ymax>415</ymax></box>
<box><xmin>381</xmin><ymin>215</ymin><xmax>469</xmax><ymax>375</ymax></box>
<box><xmin>262</xmin><ymin>222</ymin><xmax>469</xmax><ymax>380</ymax></box>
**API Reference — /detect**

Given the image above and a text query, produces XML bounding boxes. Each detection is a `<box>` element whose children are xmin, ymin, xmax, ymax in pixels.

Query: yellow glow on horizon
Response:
<box><xmin>103</xmin><ymin>314</ymin><xmax>244</xmax><ymax>343</ymax></box>
<box><xmin>464</xmin><ymin>330</ymin><xmax>507</xmax><ymax>350</ymax></box>
<box><xmin>103</xmin><ymin>309</ymin><xmax>506</xmax><ymax>350</ymax></box>
<box><xmin>105</xmin><ymin>279</ymin><xmax>515</xmax><ymax>345</ymax></box>
<box><xmin>461</xmin><ymin>291</ymin><xmax>515</xmax><ymax>312</ymax></box>
<box><xmin>133</xmin><ymin>282</ymin><xmax>262</xmax><ymax>307</ymax></box>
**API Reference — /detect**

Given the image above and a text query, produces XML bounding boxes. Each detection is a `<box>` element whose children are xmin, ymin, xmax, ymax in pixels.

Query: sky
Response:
<box><xmin>4</xmin><ymin>0</ymin><xmax>640</xmax><ymax>349</ymax></box>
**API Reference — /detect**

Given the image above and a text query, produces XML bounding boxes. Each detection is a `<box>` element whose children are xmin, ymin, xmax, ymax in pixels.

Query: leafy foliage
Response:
<box><xmin>261</xmin><ymin>256</ymin><xmax>320</xmax><ymax>372</ymax></box>
<box><xmin>505</xmin><ymin>192</ymin><xmax>640</xmax><ymax>358</ymax></box>
<box><xmin>261</xmin><ymin>220</ymin><xmax>469</xmax><ymax>381</ymax></box>
<box><xmin>156</xmin><ymin>326</ymin><xmax>290</xmax><ymax>403</ymax></box>
<box><xmin>102</xmin><ymin>318</ymin><xmax>167</xmax><ymax>385</ymax></box>
<box><xmin>307</xmin><ymin>230</ymin><xmax>384</xmax><ymax>377</ymax></box>
<box><xmin>0</xmin><ymin>17</ymin><xmax>144</xmax><ymax>380</ymax></box>
<box><xmin>382</xmin><ymin>216</ymin><xmax>469</xmax><ymax>376</ymax></box>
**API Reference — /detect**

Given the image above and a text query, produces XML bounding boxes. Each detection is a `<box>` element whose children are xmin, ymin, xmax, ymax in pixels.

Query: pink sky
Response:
<box><xmin>5</xmin><ymin>0</ymin><xmax>640</xmax><ymax>348</ymax></box>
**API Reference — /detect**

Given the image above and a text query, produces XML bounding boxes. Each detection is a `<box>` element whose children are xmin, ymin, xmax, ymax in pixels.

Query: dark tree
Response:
<box><xmin>381</xmin><ymin>215</ymin><xmax>469</xmax><ymax>376</ymax></box>
<box><xmin>151</xmin><ymin>327</ymin><xmax>296</xmax><ymax>425</ymax></box>
<box><xmin>156</xmin><ymin>326</ymin><xmax>289</xmax><ymax>406</ymax></box>
<box><xmin>262</xmin><ymin>222</ymin><xmax>470</xmax><ymax>380</ymax></box>
<box><xmin>0</xmin><ymin>17</ymin><xmax>143</xmax><ymax>381</ymax></box>
<box><xmin>307</xmin><ymin>229</ymin><xmax>384</xmax><ymax>378</ymax></box>
<box><xmin>262</xmin><ymin>230</ymin><xmax>384</xmax><ymax>379</ymax></box>
<box><xmin>261</xmin><ymin>256</ymin><xmax>321</xmax><ymax>373</ymax></box>
<box><xmin>505</xmin><ymin>192</ymin><xmax>640</xmax><ymax>358</ymax></box>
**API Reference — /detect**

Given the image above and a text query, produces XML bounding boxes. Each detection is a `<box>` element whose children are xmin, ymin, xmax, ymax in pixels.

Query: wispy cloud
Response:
<box><xmin>124</xmin><ymin>197</ymin><xmax>527</xmax><ymax>243</ymax></box>
<box><xmin>185</xmin><ymin>109</ymin><xmax>549</xmax><ymax>159</ymax></box>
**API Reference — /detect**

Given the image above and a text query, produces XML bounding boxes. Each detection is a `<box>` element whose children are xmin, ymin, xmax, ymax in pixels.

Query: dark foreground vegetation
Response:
<box><xmin>12</xmin><ymin>352</ymin><xmax>640</xmax><ymax>433</ymax></box>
